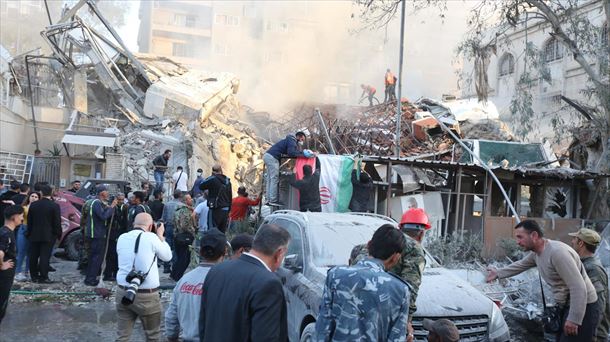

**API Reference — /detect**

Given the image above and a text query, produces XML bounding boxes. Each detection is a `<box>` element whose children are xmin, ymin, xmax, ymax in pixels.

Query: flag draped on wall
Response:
<box><xmin>317</xmin><ymin>154</ymin><xmax>354</xmax><ymax>212</ymax></box>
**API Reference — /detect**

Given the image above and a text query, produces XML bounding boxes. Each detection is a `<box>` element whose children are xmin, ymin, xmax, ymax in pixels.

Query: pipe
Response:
<box><xmin>432</xmin><ymin>114</ymin><xmax>520</xmax><ymax>223</ymax></box>
<box><xmin>44</xmin><ymin>0</ymin><xmax>53</xmax><ymax>25</ymax></box>
<box><xmin>314</xmin><ymin>108</ymin><xmax>336</xmax><ymax>154</ymax></box>
<box><xmin>25</xmin><ymin>55</ymin><xmax>41</xmax><ymax>152</ymax></box>
<box><xmin>395</xmin><ymin>0</ymin><xmax>407</xmax><ymax>158</ymax></box>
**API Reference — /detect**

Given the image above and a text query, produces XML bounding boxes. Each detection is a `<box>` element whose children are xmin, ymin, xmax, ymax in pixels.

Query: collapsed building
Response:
<box><xmin>0</xmin><ymin>0</ymin><xmax>264</xmax><ymax>193</ymax></box>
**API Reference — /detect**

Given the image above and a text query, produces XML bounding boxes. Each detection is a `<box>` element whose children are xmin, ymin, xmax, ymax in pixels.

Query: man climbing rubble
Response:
<box><xmin>152</xmin><ymin>149</ymin><xmax>171</xmax><ymax>192</ymax></box>
<box><xmin>360</xmin><ymin>84</ymin><xmax>377</xmax><ymax>107</ymax></box>
<box><xmin>350</xmin><ymin>208</ymin><xmax>430</xmax><ymax>342</ymax></box>
<box><xmin>569</xmin><ymin>228</ymin><xmax>609</xmax><ymax>342</ymax></box>
<box><xmin>263</xmin><ymin>131</ymin><xmax>313</xmax><ymax>206</ymax></box>
<box><xmin>486</xmin><ymin>220</ymin><xmax>599</xmax><ymax>341</ymax></box>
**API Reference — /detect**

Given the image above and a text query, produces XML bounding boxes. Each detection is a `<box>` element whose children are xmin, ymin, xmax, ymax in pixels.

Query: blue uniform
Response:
<box><xmin>315</xmin><ymin>258</ymin><xmax>410</xmax><ymax>342</ymax></box>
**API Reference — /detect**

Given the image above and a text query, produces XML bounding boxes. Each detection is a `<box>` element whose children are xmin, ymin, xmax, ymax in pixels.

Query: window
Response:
<box><xmin>172</xmin><ymin>42</ymin><xmax>193</xmax><ymax>58</ymax></box>
<box><xmin>543</xmin><ymin>38</ymin><xmax>563</xmax><ymax>63</ymax></box>
<box><xmin>214</xmin><ymin>43</ymin><xmax>230</xmax><ymax>56</ymax></box>
<box><xmin>498</xmin><ymin>53</ymin><xmax>515</xmax><ymax>76</ymax></box>
<box><xmin>173</xmin><ymin>13</ymin><xmax>197</xmax><ymax>28</ymax></box>
<box><xmin>215</xmin><ymin>14</ymin><xmax>239</xmax><ymax>26</ymax></box>
<box><xmin>273</xmin><ymin>219</ymin><xmax>304</xmax><ymax>268</ymax></box>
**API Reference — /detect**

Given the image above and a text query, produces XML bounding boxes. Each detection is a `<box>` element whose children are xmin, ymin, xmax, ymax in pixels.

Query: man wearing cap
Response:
<box><xmin>424</xmin><ymin>319</ymin><xmax>460</xmax><ymax>342</ymax></box>
<box><xmin>84</xmin><ymin>185</ymin><xmax>117</xmax><ymax>286</ymax></box>
<box><xmin>191</xmin><ymin>168</ymin><xmax>205</xmax><ymax>200</ymax></box>
<box><xmin>230</xmin><ymin>234</ymin><xmax>253</xmax><ymax>260</ymax></box>
<box><xmin>165</xmin><ymin>228</ymin><xmax>227</xmax><ymax>342</ymax></box>
<box><xmin>570</xmin><ymin>228</ymin><xmax>609</xmax><ymax>342</ymax></box>
<box><xmin>316</xmin><ymin>225</ymin><xmax>410</xmax><ymax>341</ymax></box>
<box><xmin>351</xmin><ymin>208</ymin><xmax>430</xmax><ymax>342</ymax></box>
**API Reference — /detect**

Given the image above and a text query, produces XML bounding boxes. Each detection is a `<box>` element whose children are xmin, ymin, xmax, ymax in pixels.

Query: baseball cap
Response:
<box><xmin>230</xmin><ymin>234</ymin><xmax>253</xmax><ymax>252</ymax></box>
<box><xmin>197</xmin><ymin>168</ymin><xmax>203</xmax><ymax>173</ymax></box>
<box><xmin>423</xmin><ymin>318</ymin><xmax>459</xmax><ymax>342</ymax></box>
<box><xmin>201</xmin><ymin>228</ymin><xmax>227</xmax><ymax>253</ymax></box>
<box><xmin>96</xmin><ymin>184</ymin><xmax>108</xmax><ymax>193</ymax></box>
<box><xmin>568</xmin><ymin>228</ymin><xmax>601</xmax><ymax>246</ymax></box>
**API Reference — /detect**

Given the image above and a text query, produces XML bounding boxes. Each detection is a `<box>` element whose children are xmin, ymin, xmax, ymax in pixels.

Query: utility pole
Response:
<box><xmin>395</xmin><ymin>0</ymin><xmax>406</xmax><ymax>158</ymax></box>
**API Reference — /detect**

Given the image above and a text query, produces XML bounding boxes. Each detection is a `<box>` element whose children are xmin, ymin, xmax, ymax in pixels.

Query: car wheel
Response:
<box><xmin>300</xmin><ymin>323</ymin><xmax>316</xmax><ymax>342</ymax></box>
<box><xmin>64</xmin><ymin>231</ymin><xmax>82</xmax><ymax>261</ymax></box>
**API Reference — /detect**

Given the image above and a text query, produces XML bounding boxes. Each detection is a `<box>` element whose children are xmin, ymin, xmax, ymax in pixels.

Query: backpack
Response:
<box><xmin>211</xmin><ymin>177</ymin><xmax>232</xmax><ymax>209</ymax></box>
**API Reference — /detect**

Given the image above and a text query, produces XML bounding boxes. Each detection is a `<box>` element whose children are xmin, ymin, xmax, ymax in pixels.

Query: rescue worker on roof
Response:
<box><xmin>384</xmin><ymin>69</ymin><xmax>397</xmax><ymax>103</ymax></box>
<box><xmin>360</xmin><ymin>84</ymin><xmax>377</xmax><ymax>107</ymax></box>
<box><xmin>351</xmin><ymin>207</ymin><xmax>430</xmax><ymax>342</ymax></box>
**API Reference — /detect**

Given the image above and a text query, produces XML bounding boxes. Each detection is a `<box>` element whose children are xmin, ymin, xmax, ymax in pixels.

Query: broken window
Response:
<box><xmin>543</xmin><ymin>38</ymin><xmax>563</xmax><ymax>63</ymax></box>
<box><xmin>498</xmin><ymin>53</ymin><xmax>515</xmax><ymax>77</ymax></box>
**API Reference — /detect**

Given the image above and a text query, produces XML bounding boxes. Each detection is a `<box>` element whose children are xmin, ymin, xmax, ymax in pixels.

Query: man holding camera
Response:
<box><xmin>116</xmin><ymin>213</ymin><xmax>172</xmax><ymax>341</ymax></box>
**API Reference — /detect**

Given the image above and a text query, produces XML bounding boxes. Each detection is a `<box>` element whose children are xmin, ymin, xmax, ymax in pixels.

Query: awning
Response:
<box><xmin>61</xmin><ymin>131</ymin><xmax>117</xmax><ymax>147</ymax></box>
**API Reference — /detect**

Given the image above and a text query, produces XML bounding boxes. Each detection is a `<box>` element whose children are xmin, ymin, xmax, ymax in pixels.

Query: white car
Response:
<box><xmin>265</xmin><ymin>210</ymin><xmax>511</xmax><ymax>342</ymax></box>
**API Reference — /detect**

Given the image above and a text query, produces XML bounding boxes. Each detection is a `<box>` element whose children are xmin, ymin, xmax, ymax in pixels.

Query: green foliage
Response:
<box><xmin>497</xmin><ymin>237</ymin><xmax>524</xmax><ymax>261</ymax></box>
<box><xmin>47</xmin><ymin>144</ymin><xmax>62</xmax><ymax>157</ymax></box>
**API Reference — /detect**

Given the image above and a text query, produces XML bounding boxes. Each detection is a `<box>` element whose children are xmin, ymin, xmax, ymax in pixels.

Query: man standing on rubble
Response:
<box><xmin>152</xmin><ymin>149</ymin><xmax>171</xmax><ymax>192</ymax></box>
<box><xmin>384</xmin><ymin>69</ymin><xmax>396</xmax><ymax>103</ymax></box>
<box><xmin>350</xmin><ymin>208</ymin><xmax>430</xmax><ymax>342</ymax></box>
<box><xmin>569</xmin><ymin>228</ymin><xmax>609</xmax><ymax>342</ymax></box>
<box><xmin>263</xmin><ymin>131</ymin><xmax>310</xmax><ymax>206</ymax></box>
<box><xmin>172</xmin><ymin>166</ymin><xmax>188</xmax><ymax>194</ymax></box>
<box><xmin>191</xmin><ymin>168</ymin><xmax>205</xmax><ymax>201</ymax></box>
<box><xmin>360</xmin><ymin>84</ymin><xmax>377</xmax><ymax>107</ymax></box>
<box><xmin>198</xmin><ymin>165</ymin><xmax>232</xmax><ymax>233</ymax></box>
<box><xmin>487</xmin><ymin>220</ymin><xmax>599</xmax><ymax>341</ymax></box>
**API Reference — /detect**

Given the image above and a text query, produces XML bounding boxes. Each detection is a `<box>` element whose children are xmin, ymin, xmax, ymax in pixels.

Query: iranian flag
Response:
<box><xmin>318</xmin><ymin>154</ymin><xmax>354</xmax><ymax>213</ymax></box>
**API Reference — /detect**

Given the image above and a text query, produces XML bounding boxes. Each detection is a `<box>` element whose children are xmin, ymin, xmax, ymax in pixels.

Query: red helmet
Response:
<box><xmin>400</xmin><ymin>208</ymin><xmax>431</xmax><ymax>230</ymax></box>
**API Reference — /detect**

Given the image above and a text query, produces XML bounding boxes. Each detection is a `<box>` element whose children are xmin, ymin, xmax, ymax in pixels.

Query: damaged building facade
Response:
<box><xmin>1</xmin><ymin>0</ymin><xmax>264</xmax><ymax>194</ymax></box>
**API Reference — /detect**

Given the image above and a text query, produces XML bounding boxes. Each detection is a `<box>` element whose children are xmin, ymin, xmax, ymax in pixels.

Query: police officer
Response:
<box><xmin>84</xmin><ymin>185</ymin><xmax>117</xmax><ymax>286</ymax></box>
<box><xmin>351</xmin><ymin>208</ymin><xmax>430</xmax><ymax>341</ymax></box>
<box><xmin>570</xmin><ymin>228</ymin><xmax>609</xmax><ymax>342</ymax></box>
<box><xmin>316</xmin><ymin>224</ymin><xmax>410</xmax><ymax>341</ymax></box>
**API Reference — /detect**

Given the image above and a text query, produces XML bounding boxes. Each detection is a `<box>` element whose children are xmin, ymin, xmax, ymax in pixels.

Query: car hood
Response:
<box><xmin>415</xmin><ymin>267</ymin><xmax>493</xmax><ymax>317</ymax></box>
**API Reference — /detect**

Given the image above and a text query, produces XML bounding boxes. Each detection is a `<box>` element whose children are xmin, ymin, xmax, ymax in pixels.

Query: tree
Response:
<box><xmin>356</xmin><ymin>0</ymin><xmax>610</xmax><ymax>219</ymax></box>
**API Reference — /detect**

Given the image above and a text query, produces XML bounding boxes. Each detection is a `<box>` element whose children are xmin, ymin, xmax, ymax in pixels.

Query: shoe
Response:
<box><xmin>102</xmin><ymin>276</ymin><xmax>116</xmax><ymax>282</ymax></box>
<box><xmin>84</xmin><ymin>280</ymin><xmax>98</xmax><ymax>286</ymax></box>
<box><xmin>14</xmin><ymin>273</ymin><xmax>27</xmax><ymax>282</ymax></box>
<box><xmin>49</xmin><ymin>266</ymin><xmax>56</xmax><ymax>272</ymax></box>
<box><xmin>38</xmin><ymin>278</ymin><xmax>55</xmax><ymax>284</ymax></box>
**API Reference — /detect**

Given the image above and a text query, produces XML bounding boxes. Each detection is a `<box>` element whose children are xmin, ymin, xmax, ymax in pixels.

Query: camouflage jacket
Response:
<box><xmin>351</xmin><ymin>233</ymin><xmax>425</xmax><ymax>320</ymax></box>
<box><xmin>582</xmin><ymin>256</ymin><xmax>609</xmax><ymax>342</ymax></box>
<box><xmin>314</xmin><ymin>258</ymin><xmax>410</xmax><ymax>342</ymax></box>
<box><xmin>174</xmin><ymin>205</ymin><xmax>195</xmax><ymax>235</ymax></box>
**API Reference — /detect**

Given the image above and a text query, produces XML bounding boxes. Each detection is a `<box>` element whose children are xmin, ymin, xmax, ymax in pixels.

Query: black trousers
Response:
<box><xmin>85</xmin><ymin>238</ymin><xmax>105</xmax><ymax>284</ymax></box>
<box><xmin>210</xmin><ymin>208</ymin><xmax>229</xmax><ymax>233</ymax></box>
<box><xmin>28</xmin><ymin>241</ymin><xmax>53</xmax><ymax>280</ymax></box>
<box><xmin>0</xmin><ymin>269</ymin><xmax>15</xmax><ymax>324</ymax></box>
<box><xmin>557</xmin><ymin>301</ymin><xmax>600</xmax><ymax>342</ymax></box>
<box><xmin>170</xmin><ymin>241</ymin><xmax>191</xmax><ymax>282</ymax></box>
<box><xmin>103</xmin><ymin>239</ymin><xmax>118</xmax><ymax>278</ymax></box>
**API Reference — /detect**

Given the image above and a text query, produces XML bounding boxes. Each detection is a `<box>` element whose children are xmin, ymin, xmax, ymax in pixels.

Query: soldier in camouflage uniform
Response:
<box><xmin>316</xmin><ymin>225</ymin><xmax>410</xmax><ymax>342</ymax></box>
<box><xmin>351</xmin><ymin>208</ymin><xmax>430</xmax><ymax>341</ymax></box>
<box><xmin>77</xmin><ymin>198</ymin><xmax>95</xmax><ymax>273</ymax></box>
<box><xmin>170</xmin><ymin>199</ymin><xmax>196</xmax><ymax>281</ymax></box>
<box><xmin>569</xmin><ymin>228</ymin><xmax>609</xmax><ymax>342</ymax></box>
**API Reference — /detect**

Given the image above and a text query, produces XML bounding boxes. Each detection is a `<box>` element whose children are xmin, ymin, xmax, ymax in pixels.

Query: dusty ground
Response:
<box><xmin>2</xmin><ymin>252</ymin><xmax>174</xmax><ymax>341</ymax></box>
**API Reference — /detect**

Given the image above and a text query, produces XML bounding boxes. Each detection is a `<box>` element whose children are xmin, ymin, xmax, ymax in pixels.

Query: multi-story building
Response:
<box><xmin>461</xmin><ymin>1</ymin><xmax>608</xmax><ymax>143</ymax></box>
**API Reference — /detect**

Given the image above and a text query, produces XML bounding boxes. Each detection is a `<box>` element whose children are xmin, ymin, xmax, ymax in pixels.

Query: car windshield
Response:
<box><xmin>308</xmin><ymin>220</ymin><xmax>379</xmax><ymax>267</ymax></box>
<box><xmin>307</xmin><ymin>217</ymin><xmax>440</xmax><ymax>268</ymax></box>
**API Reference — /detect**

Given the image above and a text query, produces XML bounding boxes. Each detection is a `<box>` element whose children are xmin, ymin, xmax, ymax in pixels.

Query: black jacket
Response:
<box><xmin>289</xmin><ymin>160</ymin><xmax>321</xmax><ymax>212</ymax></box>
<box><xmin>199</xmin><ymin>174</ymin><xmax>232</xmax><ymax>209</ymax></box>
<box><xmin>349</xmin><ymin>170</ymin><xmax>374</xmax><ymax>212</ymax></box>
<box><xmin>199</xmin><ymin>254</ymin><xmax>287</xmax><ymax>342</ymax></box>
<box><xmin>26</xmin><ymin>197</ymin><xmax>61</xmax><ymax>242</ymax></box>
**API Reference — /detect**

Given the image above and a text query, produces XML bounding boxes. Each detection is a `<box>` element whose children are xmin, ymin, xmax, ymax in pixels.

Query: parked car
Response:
<box><xmin>55</xmin><ymin>179</ymin><xmax>130</xmax><ymax>260</ymax></box>
<box><xmin>264</xmin><ymin>210</ymin><xmax>510</xmax><ymax>342</ymax></box>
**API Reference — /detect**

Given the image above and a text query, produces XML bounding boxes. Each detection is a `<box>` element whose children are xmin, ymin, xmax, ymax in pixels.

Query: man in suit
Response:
<box><xmin>26</xmin><ymin>184</ymin><xmax>61</xmax><ymax>283</ymax></box>
<box><xmin>199</xmin><ymin>224</ymin><xmax>290</xmax><ymax>342</ymax></box>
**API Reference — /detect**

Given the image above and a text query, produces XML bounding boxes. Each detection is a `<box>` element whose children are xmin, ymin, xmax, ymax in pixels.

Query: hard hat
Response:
<box><xmin>400</xmin><ymin>208</ymin><xmax>431</xmax><ymax>230</ymax></box>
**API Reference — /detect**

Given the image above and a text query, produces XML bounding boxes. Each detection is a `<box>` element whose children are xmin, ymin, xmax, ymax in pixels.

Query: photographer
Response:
<box><xmin>116</xmin><ymin>213</ymin><xmax>172</xmax><ymax>342</ymax></box>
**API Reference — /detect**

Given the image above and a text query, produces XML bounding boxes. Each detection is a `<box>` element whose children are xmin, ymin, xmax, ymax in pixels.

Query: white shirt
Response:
<box><xmin>243</xmin><ymin>252</ymin><xmax>272</xmax><ymax>272</ymax></box>
<box><xmin>117</xmin><ymin>229</ymin><xmax>172</xmax><ymax>289</ymax></box>
<box><xmin>194</xmin><ymin>201</ymin><xmax>209</xmax><ymax>232</ymax></box>
<box><xmin>172</xmin><ymin>170</ymin><xmax>188</xmax><ymax>192</ymax></box>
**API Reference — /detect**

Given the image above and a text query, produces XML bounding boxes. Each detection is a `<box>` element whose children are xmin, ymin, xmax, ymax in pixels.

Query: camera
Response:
<box><xmin>121</xmin><ymin>269</ymin><xmax>148</xmax><ymax>305</ymax></box>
